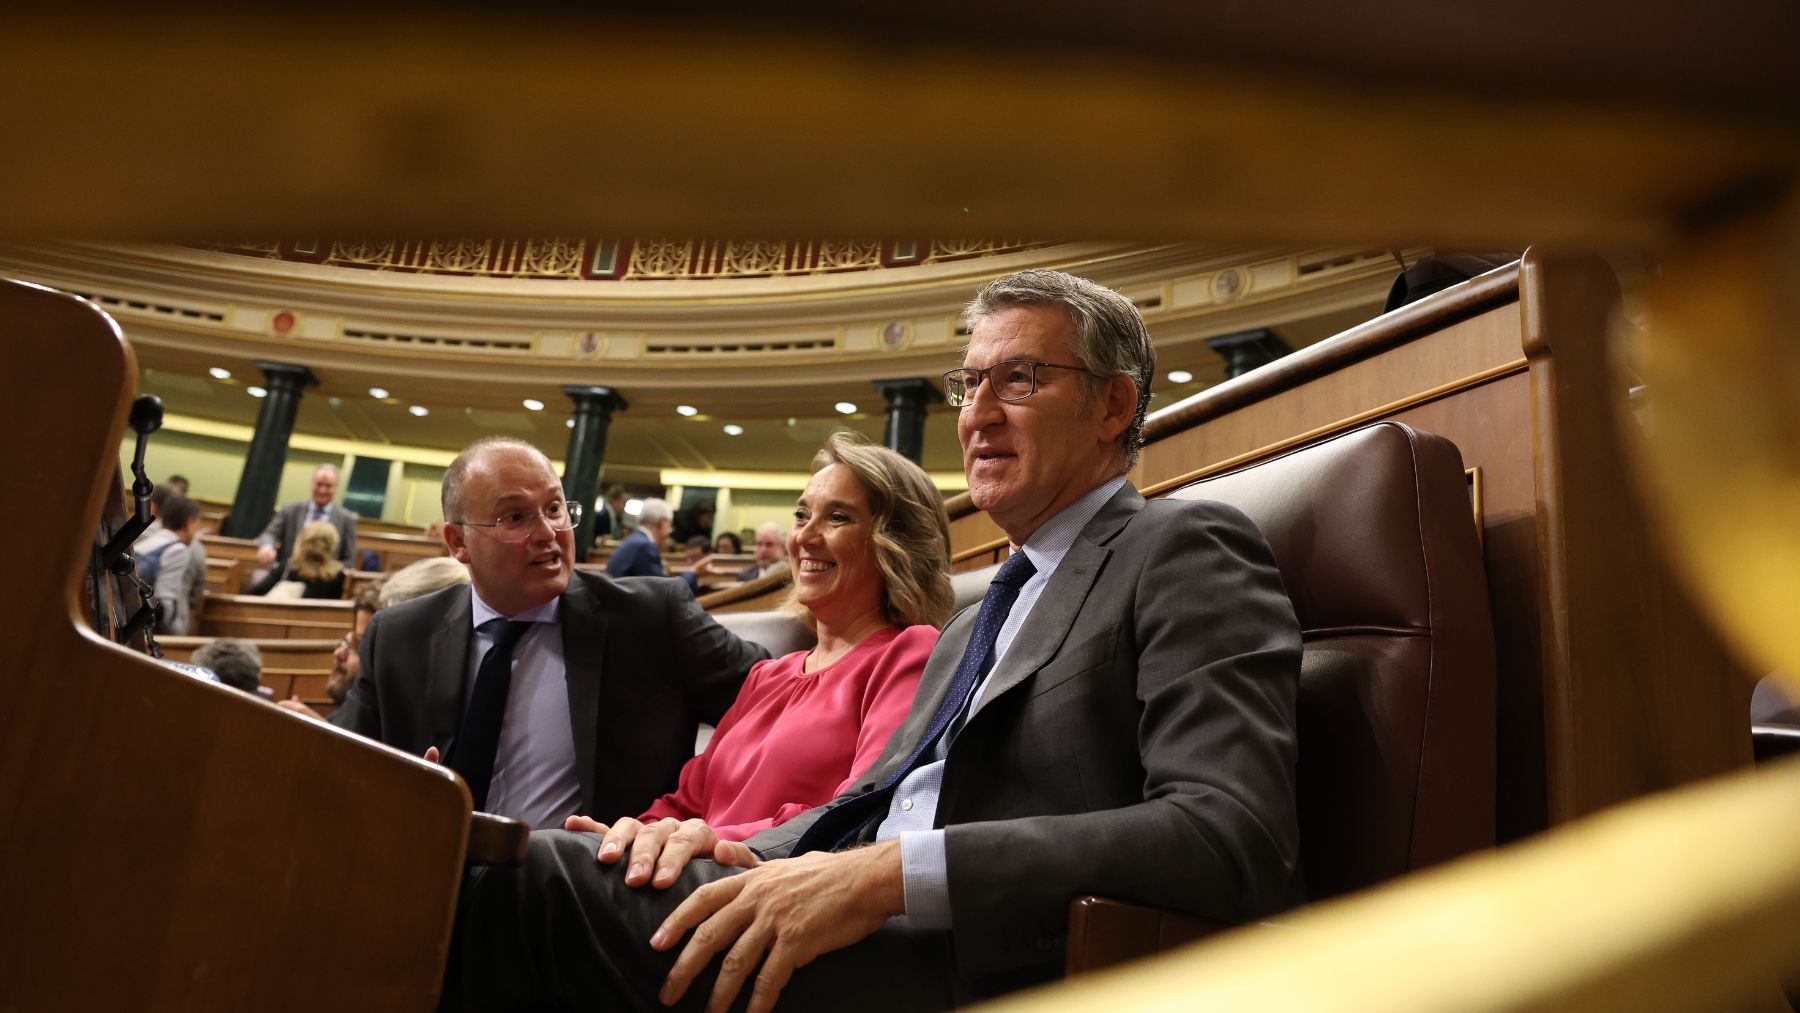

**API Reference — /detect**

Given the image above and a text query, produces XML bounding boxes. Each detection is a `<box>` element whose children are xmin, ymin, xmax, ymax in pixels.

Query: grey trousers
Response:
<box><xmin>443</xmin><ymin>830</ymin><xmax>958</xmax><ymax>1013</ymax></box>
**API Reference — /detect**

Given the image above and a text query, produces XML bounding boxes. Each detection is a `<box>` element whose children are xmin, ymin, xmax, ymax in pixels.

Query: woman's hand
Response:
<box><xmin>564</xmin><ymin>815</ymin><xmax>748</xmax><ymax>888</ymax></box>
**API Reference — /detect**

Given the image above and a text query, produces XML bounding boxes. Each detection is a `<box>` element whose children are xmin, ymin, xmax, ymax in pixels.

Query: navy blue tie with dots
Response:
<box><xmin>793</xmin><ymin>550</ymin><xmax>1038</xmax><ymax>854</ymax></box>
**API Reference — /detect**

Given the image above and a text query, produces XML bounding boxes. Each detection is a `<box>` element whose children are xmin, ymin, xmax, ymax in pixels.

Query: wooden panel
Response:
<box><xmin>204</xmin><ymin>555</ymin><xmax>243</xmax><ymax>595</ymax></box>
<box><xmin>199</xmin><ymin>594</ymin><xmax>355</xmax><ymax>640</ymax></box>
<box><xmin>345</xmin><ymin>569</ymin><xmax>382</xmax><ymax>600</ymax></box>
<box><xmin>200</xmin><ymin>533</ymin><xmax>261</xmax><ymax>567</ymax></box>
<box><xmin>0</xmin><ymin>280</ymin><xmax>467</xmax><ymax>1013</ymax></box>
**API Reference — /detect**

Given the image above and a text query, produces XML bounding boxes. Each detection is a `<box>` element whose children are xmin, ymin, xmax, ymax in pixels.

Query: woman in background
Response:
<box><xmin>567</xmin><ymin>430</ymin><xmax>954</xmax><ymax>883</ymax></box>
<box><xmin>288</xmin><ymin>520</ymin><xmax>347</xmax><ymax>599</ymax></box>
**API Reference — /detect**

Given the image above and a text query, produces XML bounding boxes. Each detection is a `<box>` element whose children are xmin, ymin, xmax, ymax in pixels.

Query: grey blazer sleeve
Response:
<box><xmin>663</xmin><ymin>580</ymin><xmax>771</xmax><ymax>725</ymax></box>
<box><xmin>942</xmin><ymin>502</ymin><xmax>1301</xmax><ymax>976</ymax></box>
<box><xmin>255</xmin><ymin>504</ymin><xmax>293</xmax><ymax>550</ymax></box>
<box><xmin>336</xmin><ymin>510</ymin><xmax>359</xmax><ymax>566</ymax></box>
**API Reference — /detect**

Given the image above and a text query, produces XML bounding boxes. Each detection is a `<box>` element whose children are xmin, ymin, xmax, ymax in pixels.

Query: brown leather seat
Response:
<box><xmin>1068</xmin><ymin>420</ymin><xmax>1498</xmax><ymax>970</ymax></box>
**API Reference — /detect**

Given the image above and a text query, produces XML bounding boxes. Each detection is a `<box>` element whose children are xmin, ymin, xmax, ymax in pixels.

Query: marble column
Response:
<box><xmin>222</xmin><ymin>361</ymin><xmax>317</xmax><ymax>539</ymax></box>
<box><xmin>562</xmin><ymin>385</ymin><xmax>629</xmax><ymax>562</ymax></box>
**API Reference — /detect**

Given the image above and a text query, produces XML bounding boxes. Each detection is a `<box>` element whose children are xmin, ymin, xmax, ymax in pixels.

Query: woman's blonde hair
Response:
<box><xmin>379</xmin><ymin>556</ymin><xmax>471</xmax><ymax>609</ymax></box>
<box><xmin>785</xmin><ymin>430</ymin><xmax>954</xmax><ymax>630</ymax></box>
<box><xmin>291</xmin><ymin>520</ymin><xmax>344</xmax><ymax>583</ymax></box>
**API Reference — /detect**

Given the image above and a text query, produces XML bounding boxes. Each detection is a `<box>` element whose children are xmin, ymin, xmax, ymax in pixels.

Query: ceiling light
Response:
<box><xmin>625</xmin><ymin>498</ymin><xmax>643</xmax><ymax>516</ymax></box>
<box><xmin>723</xmin><ymin>424</ymin><xmax>745</xmax><ymax>436</ymax></box>
<box><xmin>369</xmin><ymin>387</ymin><xmax>390</xmax><ymax>399</ymax></box>
<box><xmin>676</xmin><ymin>405</ymin><xmax>699</xmax><ymax>417</ymax></box>
<box><xmin>408</xmin><ymin>405</ymin><xmax>429</xmax><ymax>417</ymax></box>
<box><xmin>328</xmin><ymin>396</ymin><xmax>342</xmax><ymax>408</ymax></box>
<box><xmin>1167</xmin><ymin>370</ymin><xmax>1194</xmax><ymax>384</ymax></box>
<box><xmin>522</xmin><ymin>398</ymin><xmax>545</xmax><ymax>411</ymax></box>
<box><xmin>208</xmin><ymin>367</ymin><xmax>231</xmax><ymax>380</ymax></box>
<box><xmin>246</xmin><ymin>386</ymin><xmax>267</xmax><ymax>398</ymax></box>
<box><xmin>834</xmin><ymin>402</ymin><xmax>857</xmax><ymax>415</ymax></box>
<box><xmin>565</xmin><ymin>419</ymin><xmax>575</xmax><ymax>428</ymax></box>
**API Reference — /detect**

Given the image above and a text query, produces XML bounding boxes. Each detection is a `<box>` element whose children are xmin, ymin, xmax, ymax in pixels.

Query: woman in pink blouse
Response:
<box><xmin>564</xmin><ymin>430</ymin><xmax>954</xmax><ymax>888</ymax></box>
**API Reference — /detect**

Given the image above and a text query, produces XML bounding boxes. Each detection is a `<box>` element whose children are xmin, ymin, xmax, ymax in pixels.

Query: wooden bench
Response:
<box><xmin>201</xmin><ymin>533</ymin><xmax>263</xmax><ymax>570</ymax></box>
<box><xmin>159</xmin><ymin>636</ymin><xmax>340</xmax><ymax>714</ymax></box>
<box><xmin>199</xmin><ymin>594</ymin><xmax>355</xmax><ymax>640</ymax></box>
<box><xmin>357</xmin><ymin>531</ymin><xmax>445</xmax><ymax>572</ymax></box>
<box><xmin>203</xmin><ymin>555</ymin><xmax>243</xmax><ymax>595</ymax></box>
<box><xmin>345</xmin><ymin>569</ymin><xmax>384</xmax><ymax>600</ymax></box>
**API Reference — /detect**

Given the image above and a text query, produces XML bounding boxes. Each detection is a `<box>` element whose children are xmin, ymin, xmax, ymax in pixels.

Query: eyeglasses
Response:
<box><xmin>942</xmin><ymin>358</ymin><xmax>1093</xmax><ymax>408</ymax></box>
<box><xmin>451</xmin><ymin>500</ymin><xmax>582</xmax><ymax>540</ymax></box>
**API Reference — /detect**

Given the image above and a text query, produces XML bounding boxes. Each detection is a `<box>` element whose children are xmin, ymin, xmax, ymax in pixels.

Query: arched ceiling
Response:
<box><xmin>0</xmin><ymin>239</ymin><xmax>1406</xmax><ymax>476</ymax></box>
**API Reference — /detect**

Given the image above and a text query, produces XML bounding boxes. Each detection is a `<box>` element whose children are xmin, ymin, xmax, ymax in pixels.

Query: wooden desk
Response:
<box><xmin>204</xmin><ymin>555</ymin><xmax>243</xmax><ymax>595</ymax></box>
<box><xmin>357</xmin><ymin>531</ymin><xmax>445</xmax><ymax>572</ymax></box>
<box><xmin>199</xmin><ymin>594</ymin><xmax>355</xmax><ymax>640</ymax></box>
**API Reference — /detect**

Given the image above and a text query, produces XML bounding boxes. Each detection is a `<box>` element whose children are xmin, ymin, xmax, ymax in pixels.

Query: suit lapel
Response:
<box><xmin>559</xmin><ymin>573</ymin><xmax>609</xmax><ymax>813</ymax></box>
<box><xmin>427</xmin><ymin>585</ymin><xmax>475</xmax><ymax>750</ymax></box>
<box><xmin>967</xmin><ymin>485</ymin><xmax>1142</xmax><ymax>721</ymax></box>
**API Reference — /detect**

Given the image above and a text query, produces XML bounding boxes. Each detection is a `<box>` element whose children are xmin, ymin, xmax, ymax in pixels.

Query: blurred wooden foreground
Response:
<box><xmin>2</xmin><ymin>5</ymin><xmax>1799</xmax><ymax>1010</ymax></box>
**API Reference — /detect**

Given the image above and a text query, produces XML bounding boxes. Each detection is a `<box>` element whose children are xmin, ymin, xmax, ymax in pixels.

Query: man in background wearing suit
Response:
<box><xmin>250</xmin><ymin>463</ymin><xmax>358</xmax><ymax>592</ymax></box>
<box><xmin>605</xmin><ymin>497</ymin><xmax>675</xmax><ymax>580</ymax></box>
<box><xmin>331</xmin><ymin>438</ymin><xmax>768</xmax><ymax>830</ymax></box>
<box><xmin>445</xmin><ymin>269</ymin><xmax>1303</xmax><ymax>1011</ymax></box>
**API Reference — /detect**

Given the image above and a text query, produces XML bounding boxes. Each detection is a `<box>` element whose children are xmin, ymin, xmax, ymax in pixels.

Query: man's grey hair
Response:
<box><xmin>312</xmin><ymin>463</ymin><xmax>339</xmax><ymax>479</ymax></box>
<box><xmin>963</xmin><ymin>268</ymin><xmax>1156</xmax><ymax>470</ymax></box>
<box><xmin>192</xmin><ymin>638</ymin><xmax>264</xmax><ymax>695</ymax></box>
<box><xmin>441</xmin><ymin>437</ymin><xmax>548</xmax><ymax>522</ymax></box>
<box><xmin>638</xmin><ymin>498</ymin><xmax>674</xmax><ymax>526</ymax></box>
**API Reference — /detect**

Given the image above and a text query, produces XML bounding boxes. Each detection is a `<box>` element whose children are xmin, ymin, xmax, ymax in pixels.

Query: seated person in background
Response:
<box><xmin>135</xmin><ymin>494</ymin><xmax>203</xmax><ymax>635</ymax></box>
<box><xmin>286</xmin><ymin>521</ymin><xmax>347</xmax><ymax>599</ymax></box>
<box><xmin>606</xmin><ymin>497</ymin><xmax>675</xmax><ymax>580</ymax></box>
<box><xmin>331</xmin><ymin>437</ymin><xmax>768</xmax><ymax>831</ymax></box>
<box><xmin>566</xmin><ymin>430</ymin><xmax>953</xmax><ymax>875</ymax></box>
<box><xmin>192</xmin><ymin>638</ymin><xmax>263</xmax><ymax>696</ymax></box>
<box><xmin>326</xmin><ymin>585</ymin><xmax>384</xmax><ymax>706</ymax></box>
<box><xmin>712</xmin><ymin>531</ymin><xmax>743</xmax><ymax>555</ymax></box>
<box><xmin>249</xmin><ymin>464</ymin><xmax>358</xmax><ymax>592</ymax></box>
<box><xmin>281</xmin><ymin>555</ymin><xmax>471</xmax><ymax>719</ymax></box>
<box><xmin>737</xmin><ymin>521</ymin><xmax>788</xmax><ymax>580</ymax></box>
<box><xmin>164</xmin><ymin>473</ymin><xmax>189</xmax><ymax>496</ymax></box>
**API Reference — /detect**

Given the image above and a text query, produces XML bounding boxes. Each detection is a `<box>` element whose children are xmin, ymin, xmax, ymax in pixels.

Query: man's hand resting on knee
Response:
<box><xmin>564</xmin><ymin>815</ymin><xmax>759</xmax><ymax>889</ymax></box>
<box><xmin>651</xmin><ymin>840</ymin><xmax>906</xmax><ymax>1013</ymax></box>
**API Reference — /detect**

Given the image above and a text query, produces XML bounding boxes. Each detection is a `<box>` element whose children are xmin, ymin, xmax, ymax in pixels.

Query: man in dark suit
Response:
<box><xmin>330</xmin><ymin>438</ymin><xmax>768</xmax><ymax>831</ymax></box>
<box><xmin>249</xmin><ymin>463</ymin><xmax>358</xmax><ymax>592</ymax></box>
<box><xmin>445</xmin><ymin>269</ymin><xmax>1303</xmax><ymax>1011</ymax></box>
<box><xmin>605</xmin><ymin>497</ymin><xmax>675</xmax><ymax>579</ymax></box>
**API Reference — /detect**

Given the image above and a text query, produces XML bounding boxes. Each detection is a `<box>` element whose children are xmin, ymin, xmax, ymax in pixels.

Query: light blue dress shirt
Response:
<box><xmin>876</xmin><ymin>476</ymin><xmax>1127</xmax><ymax>928</ymax></box>
<box><xmin>468</xmin><ymin>588</ymin><xmax>583</xmax><ymax>832</ymax></box>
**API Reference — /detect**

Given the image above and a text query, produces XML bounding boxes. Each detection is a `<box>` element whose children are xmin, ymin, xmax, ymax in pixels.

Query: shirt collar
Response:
<box><xmin>470</xmin><ymin>585</ymin><xmax>562</xmax><ymax>627</ymax></box>
<box><xmin>1017</xmin><ymin>475</ymin><xmax>1128</xmax><ymax>576</ymax></box>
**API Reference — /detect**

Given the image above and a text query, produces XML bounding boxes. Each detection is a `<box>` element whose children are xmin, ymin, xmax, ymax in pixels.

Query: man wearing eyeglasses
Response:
<box><xmin>330</xmin><ymin>437</ymin><xmax>769</xmax><ymax>833</ymax></box>
<box><xmin>445</xmin><ymin>271</ymin><xmax>1301</xmax><ymax>1012</ymax></box>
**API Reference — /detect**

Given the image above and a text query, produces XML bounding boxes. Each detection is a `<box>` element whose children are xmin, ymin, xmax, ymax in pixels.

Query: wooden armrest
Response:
<box><xmin>1065</xmin><ymin>896</ymin><xmax>1231</xmax><ymax>976</ymax></box>
<box><xmin>466</xmin><ymin>811</ymin><xmax>531</xmax><ymax>866</ymax></box>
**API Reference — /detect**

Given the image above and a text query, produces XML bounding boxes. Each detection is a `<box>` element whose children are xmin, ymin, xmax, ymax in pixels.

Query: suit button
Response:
<box><xmin>900</xmin><ymin>798</ymin><xmax>914</xmax><ymax>811</ymax></box>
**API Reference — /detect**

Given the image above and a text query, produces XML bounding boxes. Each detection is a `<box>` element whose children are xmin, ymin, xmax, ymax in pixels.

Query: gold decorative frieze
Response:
<box><xmin>191</xmin><ymin>238</ymin><xmax>1049</xmax><ymax>281</ymax></box>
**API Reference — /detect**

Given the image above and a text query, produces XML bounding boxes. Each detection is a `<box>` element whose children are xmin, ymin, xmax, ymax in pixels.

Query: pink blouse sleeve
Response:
<box><xmin>637</xmin><ymin>659</ymin><xmax>771</xmax><ymax>825</ymax></box>
<box><xmin>708</xmin><ymin>626</ymin><xmax>936</xmax><ymax>841</ymax></box>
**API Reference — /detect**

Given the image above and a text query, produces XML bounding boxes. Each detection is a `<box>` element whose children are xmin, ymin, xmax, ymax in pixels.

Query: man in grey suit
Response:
<box><xmin>330</xmin><ymin>437</ymin><xmax>769</xmax><ymax>831</ymax></box>
<box><xmin>445</xmin><ymin>270</ymin><xmax>1303</xmax><ymax>1011</ymax></box>
<box><xmin>250</xmin><ymin>463</ymin><xmax>358</xmax><ymax>592</ymax></box>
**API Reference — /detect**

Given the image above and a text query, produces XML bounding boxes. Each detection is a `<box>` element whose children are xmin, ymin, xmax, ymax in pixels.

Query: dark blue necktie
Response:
<box><xmin>793</xmin><ymin>550</ymin><xmax>1038</xmax><ymax>854</ymax></box>
<box><xmin>448</xmin><ymin>619</ymin><xmax>533</xmax><ymax>813</ymax></box>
